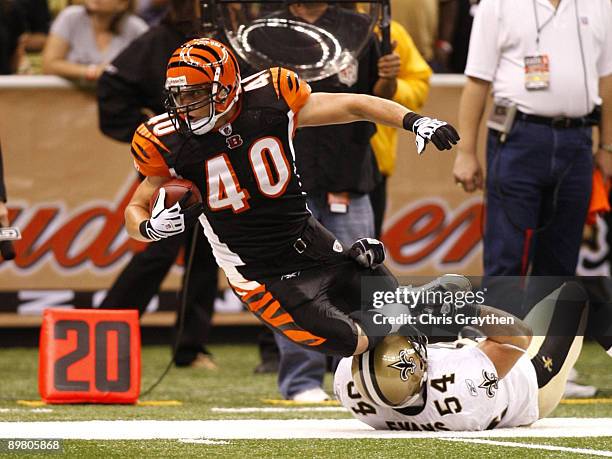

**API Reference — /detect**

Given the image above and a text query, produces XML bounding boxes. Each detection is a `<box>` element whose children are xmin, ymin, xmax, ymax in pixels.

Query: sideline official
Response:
<box><xmin>453</xmin><ymin>0</ymin><xmax>612</xmax><ymax>277</ymax></box>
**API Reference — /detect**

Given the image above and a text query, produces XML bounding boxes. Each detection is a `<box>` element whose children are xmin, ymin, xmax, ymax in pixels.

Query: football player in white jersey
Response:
<box><xmin>334</xmin><ymin>281</ymin><xmax>593</xmax><ymax>431</ymax></box>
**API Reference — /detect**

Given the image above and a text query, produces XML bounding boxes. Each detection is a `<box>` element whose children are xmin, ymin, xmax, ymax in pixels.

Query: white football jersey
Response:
<box><xmin>334</xmin><ymin>342</ymin><xmax>539</xmax><ymax>431</ymax></box>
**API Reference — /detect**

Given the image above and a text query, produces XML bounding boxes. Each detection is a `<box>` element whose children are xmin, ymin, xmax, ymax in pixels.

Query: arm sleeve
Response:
<box><xmin>391</xmin><ymin>21</ymin><xmax>432</xmax><ymax>111</ymax></box>
<box><xmin>464</xmin><ymin>0</ymin><xmax>501</xmax><ymax>82</ymax></box>
<box><xmin>130</xmin><ymin>124</ymin><xmax>172</xmax><ymax>178</ymax></box>
<box><xmin>271</xmin><ymin>67</ymin><xmax>312</xmax><ymax>114</ymax></box>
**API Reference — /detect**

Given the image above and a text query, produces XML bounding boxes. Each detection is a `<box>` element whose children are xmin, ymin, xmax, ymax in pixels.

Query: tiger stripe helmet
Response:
<box><xmin>164</xmin><ymin>38</ymin><xmax>242</xmax><ymax>135</ymax></box>
<box><xmin>352</xmin><ymin>333</ymin><xmax>428</xmax><ymax>409</ymax></box>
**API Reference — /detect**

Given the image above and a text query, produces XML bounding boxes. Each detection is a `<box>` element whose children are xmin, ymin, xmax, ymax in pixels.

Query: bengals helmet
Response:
<box><xmin>352</xmin><ymin>332</ymin><xmax>428</xmax><ymax>408</ymax></box>
<box><xmin>164</xmin><ymin>38</ymin><xmax>242</xmax><ymax>135</ymax></box>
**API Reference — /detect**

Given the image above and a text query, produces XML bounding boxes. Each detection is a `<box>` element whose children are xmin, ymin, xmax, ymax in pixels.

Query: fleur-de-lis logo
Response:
<box><xmin>542</xmin><ymin>356</ymin><xmax>554</xmax><ymax>373</ymax></box>
<box><xmin>479</xmin><ymin>370</ymin><xmax>499</xmax><ymax>398</ymax></box>
<box><xmin>388</xmin><ymin>349</ymin><xmax>417</xmax><ymax>381</ymax></box>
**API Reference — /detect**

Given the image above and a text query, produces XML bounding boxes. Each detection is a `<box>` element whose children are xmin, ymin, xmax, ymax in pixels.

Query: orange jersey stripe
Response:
<box><xmin>270</xmin><ymin>67</ymin><xmax>311</xmax><ymax>114</ymax></box>
<box><xmin>130</xmin><ymin>124</ymin><xmax>172</xmax><ymax>177</ymax></box>
<box><xmin>235</xmin><ymin>283</ymin><xmax>327</xmax><ymax>347</ymax></box>
<box><xmin>260</xmin><ymin>300</ymin><xmax>294</xmax><ymax>328</ymax></box>
<box><xmin>247</xmin><ymin>292</ymin><xmax>275</xmax><ymax>313</ymax></box>
<box><xmin>284</xmin><ymin>330</ymin><xmax>327</xmax><ymax>347</ymax></box>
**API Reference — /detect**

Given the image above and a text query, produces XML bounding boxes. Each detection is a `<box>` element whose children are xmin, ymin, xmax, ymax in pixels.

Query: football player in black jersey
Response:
<box><xmin>124</xmin><ymin>38</ymin><xmax>460</xmax><ymax>358</ymax></box>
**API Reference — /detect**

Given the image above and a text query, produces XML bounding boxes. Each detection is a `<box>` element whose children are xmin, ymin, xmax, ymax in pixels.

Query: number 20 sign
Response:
<box><xmin>38</xmin><ymin>309</ymin><xmax>140</xmax><ymax>404</ymax></box>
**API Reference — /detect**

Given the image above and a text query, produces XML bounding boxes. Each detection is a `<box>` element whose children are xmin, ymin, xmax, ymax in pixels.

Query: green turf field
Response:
<box><xmin>1</xmin><ymin>342</ymin><xmax>611</xmax><ymax>457</ymax></box>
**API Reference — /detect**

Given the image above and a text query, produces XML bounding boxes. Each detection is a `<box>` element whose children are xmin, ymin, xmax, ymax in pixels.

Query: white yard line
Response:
<box><xmin>211</xmin><ymin>407</ymin><xmax>346</xmax><ymax>413</ymax></box>
<box><xmin>0</xmin><ymin>418</ymin><xmax>610</xmax><ymax>440</ymax></box>
<box><xmin>441</xmin><ymin>438</ymin><xmax>612</xmax><ymax>457</ymax></box>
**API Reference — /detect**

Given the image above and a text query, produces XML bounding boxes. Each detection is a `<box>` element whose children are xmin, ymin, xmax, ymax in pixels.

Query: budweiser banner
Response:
<box><xmin>0</xmin><ymin>78</ymin><xmax>609</xmax><ymax>315</ymax></box>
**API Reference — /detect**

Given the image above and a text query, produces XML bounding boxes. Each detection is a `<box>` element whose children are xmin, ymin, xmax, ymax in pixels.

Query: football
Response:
<box><xmin>149</xmin><ymin>178</ymin><xmax>202</xmax><ymax>214</ymax></box>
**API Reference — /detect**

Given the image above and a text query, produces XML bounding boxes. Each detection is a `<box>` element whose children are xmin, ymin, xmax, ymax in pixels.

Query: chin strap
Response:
<box><xmin>192</xmin><ymin>86</ymin><xmax>241</xmax><ymax>136</ymax></box>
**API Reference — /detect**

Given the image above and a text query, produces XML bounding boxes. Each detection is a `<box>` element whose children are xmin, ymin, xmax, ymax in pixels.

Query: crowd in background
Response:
<box><xmin>0</xmin><ymin>0</ymin><xmax>479</xmax><ymax>77</ymax></box>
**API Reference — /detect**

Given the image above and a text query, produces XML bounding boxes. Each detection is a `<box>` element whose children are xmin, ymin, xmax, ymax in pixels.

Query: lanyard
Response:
<box><xmin>532</xmin><ymin>0</ymin><xmax>561</xmax><ymax>48</ymax></box>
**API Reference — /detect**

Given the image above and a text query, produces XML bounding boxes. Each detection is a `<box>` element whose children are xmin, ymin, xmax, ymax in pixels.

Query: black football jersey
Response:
<box><xmin>131</xmin><ymin>68</ymin><xmax>316</xmax><ymax>286</ymax></box>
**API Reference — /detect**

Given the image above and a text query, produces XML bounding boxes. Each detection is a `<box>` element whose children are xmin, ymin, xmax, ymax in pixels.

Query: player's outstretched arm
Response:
<box><xmin>475</xmin><ymin>305</ymin><xmax>533</xmax><ymax>378</ymax></box>
<box><xmin>297</xmin><ymin>92</ymin><xmax>460</xmax><ymax>154</ymax></box>
<box><xmin>125</xmin><ymin>176</ymin><xmax>170</xmax><ymax>242</ymax></box>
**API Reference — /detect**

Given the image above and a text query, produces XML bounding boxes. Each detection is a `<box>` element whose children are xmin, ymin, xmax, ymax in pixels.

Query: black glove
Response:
<box><xmin>349</xmin><ymin>238</ymin><xmax>386</xmax><ymax>269</ymax></box>
<box><xmin>403</xmin><ymin>112</ymin><xmax>460</xmax><ymax>154</ymax></box>
<box><xmin>140</xmin><ymin>189</ymin><xmax>203</xmax><ymax>241</ymax></box>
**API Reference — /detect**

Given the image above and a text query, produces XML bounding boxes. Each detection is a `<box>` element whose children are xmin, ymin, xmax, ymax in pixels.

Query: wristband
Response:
<box><xmin>402</xmin><ymin>112</ymin><xmax>423</xmax><ymax>133</ymax></box>
<box><xmin>139</xmin><ymin>220</ymin><xmax>152</xmax><ymax>240</ymax></box>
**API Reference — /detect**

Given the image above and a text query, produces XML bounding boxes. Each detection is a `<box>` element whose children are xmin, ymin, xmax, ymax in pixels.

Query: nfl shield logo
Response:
<box><xmin>220</xmin><ymin>123</ymin><xmax>233</xmax><ymax>137</ymax></box>
<box><xmin>338</xmin><ymin>56</ymin><xmax>359</xmax><ymax>87</ymax></box>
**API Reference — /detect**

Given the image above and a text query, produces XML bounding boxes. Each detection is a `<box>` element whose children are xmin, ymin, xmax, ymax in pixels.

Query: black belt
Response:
<box><xmin>516</xmin><ymin>110</ymin><xmax>598</xmax><ymax>129</ymax></box>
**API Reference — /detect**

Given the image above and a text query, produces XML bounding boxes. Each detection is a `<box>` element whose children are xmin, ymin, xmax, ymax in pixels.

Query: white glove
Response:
<box><xmin>140</xmin><ymin>188</ymin><xmax>186</xmax><ymax>241</ymax></box>
<box><xmin>414</xmin><ymin>117</ymin><xmax>450</xmax><ymax>155</ymax></box>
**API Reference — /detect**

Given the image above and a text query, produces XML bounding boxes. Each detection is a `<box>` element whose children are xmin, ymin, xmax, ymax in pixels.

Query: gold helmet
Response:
<box><xmin>352</xmin><ymin>332</ymin><xmax>428</xmax><ymax>408</ymax></box>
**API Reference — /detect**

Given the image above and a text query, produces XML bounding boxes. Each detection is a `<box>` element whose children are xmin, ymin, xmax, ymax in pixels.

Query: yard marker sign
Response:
<box><xmin>38</xmin><ymin>309</ymin><xmax>140</xmax><ymax>403</ymax></box>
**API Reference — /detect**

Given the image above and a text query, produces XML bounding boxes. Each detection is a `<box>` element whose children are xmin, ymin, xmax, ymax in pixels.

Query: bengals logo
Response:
<box><xmin>226</xmin><ymin>135</ymin><xmax>243</xmax><ymax>150</ymax></box>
